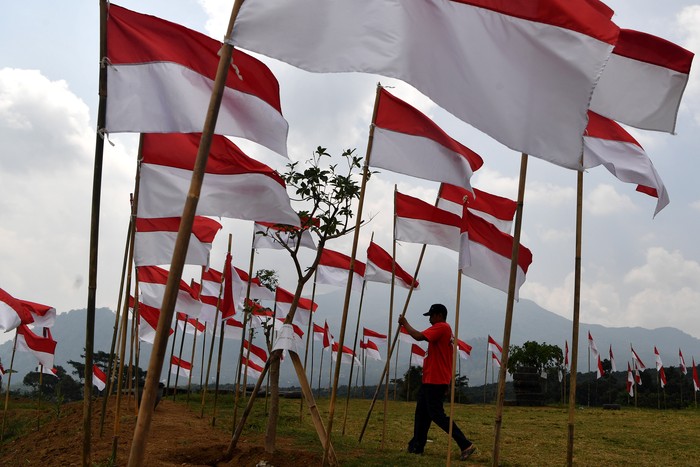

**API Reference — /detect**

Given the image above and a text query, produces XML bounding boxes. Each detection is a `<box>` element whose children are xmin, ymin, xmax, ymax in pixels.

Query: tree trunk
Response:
<box><xmin>264</xmin><ymin>350</ymin><xmax>282</xmax><ymax>452</ymax></box>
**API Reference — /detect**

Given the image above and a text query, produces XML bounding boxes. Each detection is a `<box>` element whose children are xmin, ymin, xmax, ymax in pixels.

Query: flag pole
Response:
<box><xmin>381</xmin><ymin>187</ymin><xmax>398</xmax><ymax>448</ymax></box>
<box><xmin>341</xmin><ymin>275</ymin><xmax>368</xmax><ymax>434</ymax></box>
<box><xmin>186</xmin><ymin>320</ymin><xmax>200</xmax><ymax>405</ymax></box>
<box><xmin>199</xmin><ymin>268</ymin><xmax>225</xmax><ymax>418</ymax></box>
<box><xmin>323</xmin><ymin>82</ymin><xmax>381</xmax><ymax>466</ymax></box>
<box><xmin>173</xmin><ymin>314</ymin><xmax>189</xmax><ymax>400</ymax></box>
<box><xmin>84</xmin><ymin>1</ymin><xmax>109</xmax><ymax>463</ymax></box>
<box><xmin>126</xmin><ymin>295</ymin><xmax>137</xmax><ymax>409</ymax></box>
<box><xmin>165</xmin><ymin>310</ymin><xmax>180</xmax><ymax>396</ymax></box>
<box><xmin>446</xmin><ymin>269</ymin><xmax>464</xmax><ymax>466</ymax></box>
<box><xmin>200</xmin><ymin>323</ymin><xmax>206</xmax><ymax>390</ymax></box>
<box><xmin>1</xmin><ymin>331</ymin><xmax>18</xmax><ymax>441</ymax></box>
<box><xmin>491</xmin><ymin>153</ymin><xmax>528</xmax><ymax>467</ymax></box>
<box><xmin>318</xmin><ymin>328</ymin><xmax>325</xmax><ymax>395</ymax></box>
<box><xmin>212</xmin><ymin>234</ymin><xmax>233</xmax><ymax>427</ymax></box>
<box><xmin>133</xmin><ymin>291</ymin><xmax>142</xmax><ymax>411</ymax></box>
<box><xmin>483</xmin><ymin>339</ymin><xmax>489</xmax><ymax>403</ymax></box>
<box><xmin>301</xmin><ymin>271</ymin><xmax>319</xmax><ymax>421</ymax></box>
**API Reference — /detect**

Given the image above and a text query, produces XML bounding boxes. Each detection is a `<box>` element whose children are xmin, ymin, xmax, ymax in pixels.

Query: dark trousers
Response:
<box><xmin>408</xmin><ymin>383</ymin><xmax>471</xmax><ymax>453</ymax></box>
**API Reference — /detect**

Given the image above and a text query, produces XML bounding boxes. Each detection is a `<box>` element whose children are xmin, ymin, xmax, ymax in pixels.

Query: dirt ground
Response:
<box><xmin>0</xmin><ymin>396</ymin><xmax>320</xmax><ymax>466</ymax></box>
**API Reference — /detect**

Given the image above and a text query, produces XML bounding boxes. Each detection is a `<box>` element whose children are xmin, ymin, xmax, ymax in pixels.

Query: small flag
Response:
<box><xmin>360</xmin><ymin>339</ymin><xmax>382</xmax><ymax>362</ymax></box>
<box><xmin>92</xmin><ymin>365</ymin><xmax>107</xmax><ymax>391</ymax></box>
<box><xmin>457</xmin><ymin>339</ymin><xmax>472</xmax><ymax>360</ymax></box>
<box><xmin>410</xmin><ymin>344</ymin><xmax>427</xmax><ymax>368</ymax></box>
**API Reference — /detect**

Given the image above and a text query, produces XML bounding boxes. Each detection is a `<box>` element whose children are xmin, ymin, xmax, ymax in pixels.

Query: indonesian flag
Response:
<box><xmin>609</xmin><ymin>345</ymin><xmax>617</xmax><ymax>373</ymax></box>
<box><xmin>590</xmin><ymin>28</ymin><xmax>695</xmax><ymax>134</ymax></box>
<box><xmin>410</xmin><ymin>344</ymin><xmax>426</xmax><ymax>368</ymax></box>
<box><xmin>137</xmin><ymin>265</ymin><xmax>202</xmax><ymax>318</ymax></box>
<box><xmin>487</xmin><ymin>336</ymin><xmax>502</xmax><ymax>359</ymax></box>
<box><xmin>588</xmin><ymin>331</ymin><xmax>599</xmax><ymax>359</ymax></box>
<box><xmin>92</xmin><ymin>365</ymin><xmax>107</xmax><ymax>391</ymax></box>
<box><xmin>275</xmin><ymin>287</ymin><xmax>318</xmax><ymax>327</ymax></box>
<box><xmin>16</xmin><ymin>325</ymin><xmax>56</xmax><ymax>369</ymax></box>
<box><xmin>364</xmin><ymin>242</ymin><xmax>419</xmax><ymax>290</ymax></box>
<box><xmin>399</xmin><ymin>326</ymin><xmax>414</xmax><ymax>344</ymax></box>
<box><xmin>242</xmin><ymin>357</ymin><xmax>264</xmax><ymax>379</ymax></box>
<box><xmin>679</xmin><ymin>349</ymin><xmax>688</xmax><ymax>375</ymax></box>
<box><xmin>247</xmin><ymin>299</ymin><xmax>274</xmax><ymax>329</ymax></box>
<box><xmin>316</xmin><ymin>248</ymin><xmax>365</xmax><ymax>292</ymax></box>
<box><xmin>332</xmin><ymin>342</ymin><xmax>361</xmax><ymax>367</ymax></box>
<box><xmin>323</xmin><ymin>321</ymin><xmax>333</xmax><ymax>349</ymax></box>
<box><xmin>253</xmin><ymin>221</ymin><xmax>317</xmax><ymax>251</ymax></box>
<box><xmin>243</xmin><ymin>339</ymin><xmax>268</xmax><ymax>368</ymax></box>
<box><xmin>360</xmin><ymin>339</ymin><xmax>382</xmax><ymax>361</ymax></box>
<box><xmin>138</xmin><ymin>133</ymin><xmax>298</xmax><ymax>227</ymax></box>
<box><xmin>134</xmin><ymin>216</ymin><xmax>222</xmax><ymax>267</ymax></box>
<box><xmin>105</xmin><ymin>4</ymin><xmax>289</xmax><ymax>157</ymax></box>
<box><xmin>0</xmin><ymin>361</ymin><xmax>5</xmax><ymax>375</ymax></box>
<box><xmin>631</xmin><ymin>346</ymin><xmax>646</xmax><ymax>370</ymax></box>
<box><xmin>634</xmin><ymin>363</ymin><xmax>642</xmax><ymax>385</ymax></box>
<box><xmin>363</xmin><ymin>327</ymin><xmax>387</xmax><ymax>346</ymax></box>
<box><xmin>491</xmin><ymin>352</ymin><xmax>501</xmax><ymax>369</ymax></box>
<box><xmin>627</xmin><ymin>362</ymin><xmax>634</xmax><ymax>396</ymax></box>
<box><xmin>313</xmin><ymin>323</ymin><xmax>326</xmax><ymax>341</ymax></box>
<box><xmin>199</xmin><ymin>268</ymin><xmax>222</xmax><ymax>326</ymax></box>
<box><xmin>659</xmin><ymin>366</ymin><xmax>667</xmax><ymax>389</ymax></box>
<box><xmin>458</xmin><ymin>210</ymin><xmax>532</xmax><ymax>298</ymax></box>
<box><xmin>0</xmin><ymin>288</ymin><xmax>33</xmax><ymax>331</ymax></box>
<box><xmin>438</xmin><ymin>184</ymin><xmax>516</xmax><ymax>234</ymax></box>
<box><xmin>583</xmin><ymin>111</ymin><xmax>668</xmax><ymax>216</ymax></box>
<box><xmin>221</xmin><ymin>252</ymin><xmax>237</xmax><ymax>320</ymax></box>
<box><xmin>564</xmin><ymin>341</ymin><xmax>569</xmax><ymax>370</ymax></box>
<box><xmin>370</xmin><ymin>88</ymin><xmax>482</xmax><ymax>191</ymax></box>
<box><xmin>693</xmin><ymin>358</ymin><xmax>699</xmax><ymax>392</ymax></box>
<box><xmin>138</xmin><ymin>302</ymin><xmax>174</xmax><ymax>345</ymax></box>
<box><xmin>595</xmin><ymin>355</ymin><xmax>604</xmax><ymax>379</ymax></box>
<box><xmin>177</xmin><ymin>316</ymin><xmax>206</xmax><ymax>336</ymax></box>
<box><xmin>233</xmin><ymin>0</ymin><xmax>619</xmax><ymax>169</ymax></box>
<box><xmin>654</xmin><ymin>346</ymin><xmax>663</xmax><ymax>371</ymax></box>
<box><xmin>395</xmin><ymin>191</ymin><xmax>461</xmax><ymax>251</ymax></box>
<box><xmin>457</xmin><ymin>339</ymin><xmax>472</xmax><ymax>360</ymax></box>
<box><xmin>37</xmin><ymin>365</ymin><xmax>58</xmax><ymax>377</ymax></box>
<box><xmin>230</xmin><ymin>267</ymin><xmax>275</xmax><ymax>317</ymax></box>
<box><xmin>170</xmin><ymin>356</ymin><xmax>192</xmax><ymax>379</ymax></box>
<box><xmin>223</xmin><ymin>317</ymin><xmax>244</xmax><ymax>340</ymax></box>
<box><xmin>19</xmin><ymin>300</ymin><xmax>55</xmax><ymax>329</ymax></box>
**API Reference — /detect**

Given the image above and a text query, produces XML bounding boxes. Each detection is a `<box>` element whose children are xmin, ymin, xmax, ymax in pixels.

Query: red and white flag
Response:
<box><xmin>19</xmin><ymin>300</ymin><xmax>56</xmax><ymax>329</ymax></box>
<box><xmin>246</xmin><ymin>299</ymin><xmax>274</xmax><ymax>329</ymax></box>
<box><xmin>37</xmin><ymin>365</ymin><xmax>58</xmax><ymax>377</ymax></box>
<box><xmin>364</xmin><ymin>242</ymin><xmax>419</xmax><ymax>290</ymax></box>
<box><xmin>105</xmin><ymin>4</ymin><xmax>289</xmax><ymax>157</ymax></box>
<box><xmin>0</xmin><ymin>288</ymin><xmax>33</xmax><ymax>332</ymax></box>
<box><xmin>457</xmin><ymin>339</ymin><xmax>472</xmax><ymax>360</ymax></box>
<box><xmin>609</xmin><ymin>345</ymin><xmax>617</xmax><ymax>373</ymax></box>
<box><xmin>626</xmin><ymin>362</ymin><xmax>634</xmax><ymax>396</ymax></box>
<box><xmin>332</xmin><ymin>342</ymin><xmax>360</xmax><ymax>367</ymax></box>
<box><xmin>316</xmin><ymin>248</ymin><xmax>365</xmax><ymax>292</ymax></box>
<box><xmin>226</xmin><ymin>265</ymin><xmax>275</xmax><ymax>316</ymax></box>
<box><xmin>491</xmin><ymin>352</ymin><xmax>501</xmax><ymax>369</ymax></box>
<box><xmin>360</xmin><ymin>339</ymin><xmax>382</xmax><ymax>362</ymax></box>
<box><xmin>138</xmin><ymin>302</ymin><xmax>174</xmax><ymax>344</ymax></box>
<box><xmin>583</xmin><ymin>111</ymin><xmax>669</xmax><ymax>216</ymax></box>
<box><xmin>693</xmin><ymin>358</ymin><xmax>699</xmax><ymax>392</ymax></box>
<box><xmin>564</xmin><ymin>341</ymin><xmax>570</xmax><ymax>370</ymax></box>
<box><xmin>631</xmin><ymin>346</ymin><xmax>646</xmax><ymax>370</ymax></box>
<box><xmin>488</xmin><ymin>336</ymin><xmax>502</xmax><ymax>359</ymax></box>
<box><xmin>134</xmin><ymin>216</ymin><xmax>222</xmax><ymax>267</ymax></box>
<box><xmin>587</xmin><ymin>332</ymin><xmax>599</xmax><ymax>358</ymax></box>
<box><xmin>679</xmin><ymin>349</ymin><xmax>688</xmax><ymax>375</ymax></box>
<box><xmin>92</xmin><ymin>365</ymin><xmax>107</xmax><ymax>391</ymax></box>
<box><xmin>138</xmin><ymin>265</ymin><xmax>202</xmax><ymax>318</ymax></box>
<box><xmin>318</xmin><ymin>321</ymin><xmax>333</xmax><ymax>349</ymax></box>
<box><xmin>199</xmin><ymin>268</ymin><xmax>222</xmax><ymax>326</ymax></box>
<box><xmin>595</xmin><ymin>355</ymin><xmax>604</xmax><ymax>379</ymax></box>
<box><xmin>590</xmin><ymin>28</ymin><xmax>695</xmax><ymax>134</ymax></box>
<box><xmin>363</xmin><ymin>327</ymin><xmax>387</xmax><ymax>346</ymax></box>
<box><xmin>177</xmin><ymin>316</ymin><xmax>206</xmax><ymax>336</ymax></box>
<box><xmin>458</xmin><ymin>210</ymin><xmax>532</xmax><ymax>299</ymax></box>
<box><xmin>223</xmin><ymin>317</ymin><xmax>245</xmax><ymax>341</ymax></box>
<box><xmin>659</xmin><ymin>367</ymin><xmax>667</xmax><ymax>389</ymax></box>
<box><xmin>243</xmin><ymin>339</ymin><xmax>268</xmax><ymax>368</ymax></box>
<box><xmin>654</xmin><ymin>346</ymin><xmax>663</xmax><ymax>371</ymax></box>
<box><xmin>233</xmin><ymin>0</ymin><xmax>619</xmax><ymax>168</ymax></box>
<box><xmin>410</xmin><ymin>344</ymin><xmax>426</xmax><ymax>368</ymax></box>
<box><xmin>395</xmin><ymin>191</ymin><xmax>461</xmax><ymax>251</ymax></box>
<box><xmin>275</xmin><ymin>287</ymin><xmax>318</xmax><ymax>328</ymax></box>
<box><xmin>399</xmin><ymin>326</ymin><xmax>414</xmax><ymax>344</ymax></box>
<box><xmin>313</xmin><ymin>323</ymin><xmax>326</xmax><ymax>342</ymax></box>
<box><xmin>170</xmin><ymin>356</ymin><xmax>192</xmax><ymax>378</ymax></box>
<box><xmin>138</xmin><ymin>133</ymin><xmax>298</xmax><ymax>226</ymax></box>
<box><xmin>242</xmin><ymin>357</ymin><xmax>264</xmax><ymax>379</ymax></box>
<box><xmin>253</xmin><ymin>221</ymin><xmax>317</xmax><ymax>251</ymax></box>
<box><xmin>634</xmin><ymin>362</ymin><xmax>642</xmax><ymax>386</ymax></box>
<box><xmin>438</xmin><ymin>183</ymin><xmax>516</xmax><ymax>234</ymax></box>
<box><xmin>16</xmin><ymin>325</ymin><xmax>56</xmax><ymax>369</ymax></box>
<box><xmin>223</xmin><ymin>252</ymin><xmax>239</xmax><ymax>320</ymax></box>
<box><xmin>370</xmin><ymin>88</ymin><xmax>482</xmax><ymax>191</ymax></box>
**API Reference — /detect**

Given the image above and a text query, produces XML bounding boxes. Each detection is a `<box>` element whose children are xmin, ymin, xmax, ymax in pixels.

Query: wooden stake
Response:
<box><xmin>341</xmin><ymin>277</ymin><xmax>367</xmax><ymax>434</ymax></box>
<box><xmin>173</xmin><ymin>314</ymin><xmax>189</xmax><ymax>400</ymax></box>
<box><xmin>381</xmin><ymin>189</ymin><xmax>398</xmax><ymax>448</ymax></box>
<box><xmin>483</xmin><ymin>340</ymin><xmax>489</xmax><ymax>403</ymax></box>
<box><xmin>491</xmin><ymin>153</ymin><xmax>528</xmax><ymax>467</ymax></box>
<box><xmin>300</xmin><ymin>272</ymin><xmax>319</xmax><ymax>421</ymax></box>
<box><xmin>212</xmin><ymin>235</ymin><xmax>233</xmax><ymax>427</ymax></box>
<box><xmin>186</xmin><ymin>320</ymin><xmax>199</xmax><ymax>405</ymax></box>
<box><xmin>446</xmin><ymin>271</ymin><xmax>463</xmax><ymax>466</ymax></box>
<box><xmin>1</xmin><ymin>332</ymin><xmax>19</xmax><ymax>441</ymax></box>
<box><xmin>199</xmin><ymin>277</ymin><xmax>223</xmax><ymax>418</ymax></box>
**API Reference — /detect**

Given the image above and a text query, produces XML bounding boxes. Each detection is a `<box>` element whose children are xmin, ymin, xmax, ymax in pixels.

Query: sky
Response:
<box><xmin>1</xmin><ymin>0</ymin><xmax>700</xmax><ymax>352</ymax></box>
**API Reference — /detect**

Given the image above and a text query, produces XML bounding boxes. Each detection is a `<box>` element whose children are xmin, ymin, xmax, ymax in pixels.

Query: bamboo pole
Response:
<box><xmin>300</xmin><ymin>272</ymin><xmax>319</xmax><ymax>421</ymax></box>
<box><xmin>212</xmin><ymin>235</ymin><xmax>233</xmax><ymax>427</ymax></box>
<box><xmin>37</xmin><ymin>364</ymin><xmax>44</xmax><ymax>430</ymax></box>
<box><xmin>165</xmin><ymin>314</ymin><xmax>179</xmax><ymax>396</ymax></box>
<box><xmin>483</xmin><ymin>340</ymin><xmax>489</xmax><ymax>403</ymax></box>
<box><xmin>318</xmin><ymin>332</ymin><xmax>325</xmax><ymax>394</ymax></box>
<box><xmin>199</xmin><ymin>274</ymin><xmax>224</xmax><ymax>418</ymax></box>
<box><xmin>341</xmin><ymin>277</ymin><xmax>368</xmax><ymax>434</ymax></box>
<box><xmin>126</xmin><ymin>296</ymin><xmax>137</xmax><ymax>409</ymax></box>
<box><xmin>491</xmin><ymin>153</ymin><xmax>528</xmax><ymax>467</ymax></box>
<box><xmin>84</xmin><ymin>2</ymin><xmax>108</xmax><ymax>464</ymax></box>
<box><xmin>381</xmin><ymin>188</ymin><xmax>398</xmax><ymax>448</ymax></box>
<box><xmin>186</xmin><ymin>320</ymin><xmax>199</xmax><ymax>405</ymax></box>
<box><xmin>1</xmin><ymin>332</ymin><xmax>19</xmax><ymax>441</ymax></box>
<box><xmin>200</xmin><ymin>323</ymin><xmax>206</xmax><ymax>390</ymax></box>
<box><xmin>446</xmin><ymin>271</ymin><xmax>463</xmax><ymax>466</ymax></box>
<box><xmin>311</xmin><ymin>320</ymin><xmax>316</xmax><ymax>396</ymax></box>
<box><xmin>173</xmin><ymin>315</ymin><xmax>189</xmax><ymax>400</ymax></box>
<box><xmin>133</xmin><ymin>294</ymin><xmax>142</xmax><ymax>411</ymax></box>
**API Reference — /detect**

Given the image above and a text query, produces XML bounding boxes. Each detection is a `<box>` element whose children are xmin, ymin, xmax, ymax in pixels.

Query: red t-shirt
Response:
<box><xmin>421</xmin><ymin>321</ymin><xmax>453</xmax><ymax>385</ymax></box>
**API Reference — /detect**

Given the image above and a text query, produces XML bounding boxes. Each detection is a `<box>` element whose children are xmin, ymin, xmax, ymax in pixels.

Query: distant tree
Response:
<box><xmin>507</xmin><ymin>341</ymin><xmax>563</xmax><ymax>375</ymax></box>
<box><xmin>22</xmin><ymin>365</ymin><xmax>82</xmax><ymax>402</ymax></box>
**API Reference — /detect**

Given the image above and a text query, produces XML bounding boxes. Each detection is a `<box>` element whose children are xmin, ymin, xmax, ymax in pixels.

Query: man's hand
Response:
<box><xmin>398</xmin><ymin>315</ymin><xmax>408</xmax><ymax>327</ymax></box>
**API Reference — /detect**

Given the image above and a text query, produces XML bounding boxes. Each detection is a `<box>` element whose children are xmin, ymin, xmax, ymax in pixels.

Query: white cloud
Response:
<box><xmin>584</xmin><ymin>184</ymin><xmax>637</xmax><ymax>216</ymax></box>
<box><xmin>690</xmin><ymin>200</ymin><xmax>700</xmax><ymax>211</ymax></box>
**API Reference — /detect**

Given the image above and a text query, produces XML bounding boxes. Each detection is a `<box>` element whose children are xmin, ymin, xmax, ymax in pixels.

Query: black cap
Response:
<box><xmin>423</xmin><ymin>303</ymin><xmax>448</xmax><ymax>317</ymax></box>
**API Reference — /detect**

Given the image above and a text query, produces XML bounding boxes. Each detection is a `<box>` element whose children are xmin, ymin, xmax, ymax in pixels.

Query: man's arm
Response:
<box><xmin>398</xmin><ymin>315</ymin><xmax>426</xmax><ymax>341</ymax></box>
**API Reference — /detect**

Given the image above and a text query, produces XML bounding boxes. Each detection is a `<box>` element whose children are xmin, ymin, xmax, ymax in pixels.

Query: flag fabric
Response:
<box><xmin>37</xmin><ymin>365</ymin><xmax>58</xmax><ymax>377</ymax></box>
<box><xmin>564</xmin><ymin>341</ymin><xmax>570</xmax><ymax>370</ymax></box>
<box><xmin>609</xmin><ymin>345</ymin><xmax>617</xmax><ymax>372</ymax></box>
<box><xmin>253</xmin><ymin>221</ymin><xmax>317</xmax><ymax>251</ymax></box>
<box><xmin>627</xmin><ymin>362</ymin><xmax>634</xmax><ymax>396</ymax></box>
<box><xmin>0</xmin><ymin>361</ymin><xmax>5</xmax><ymax>375</ymax></box>
<box><xmin>243</xmin><ymin>339</ymin><xmax>268</xmax><ymax>368</ymax></box>
<box><xmin>410</xmin><ymin>344</ymin><xmax>426</xmax><ymax>368</ymax></box>
<box><xmin>457</xmin><ymin>339</ymin><xmax>472</xmax><ymax>360</ymax></box>
<box><xmin>221</xmin><ymin>253</ymin><xmax>237</xmax><ymax>320</ymax></box>
<box><xmin>177</xmin><ymin>316</ymin><xmax>206</xmax><ymax>336</ymax></box>
<box><xmin>659</xmin><ymin>366</ymin><xmax>667</xmax><ymax>389</ymax></box>
<box><xmin>595</xmin><ymin>355</ymin><xmax>604</xmax><ymax>379</ymax></box>
<box><xmin>589</xmin><ymin>28</ymin><xmax>695</xmax><ymax>134</ymax></box>
<box><xmin>138</xmin><ymin>302</ymin><xmax>174</xmax><ymax>344</ymax></box>
<box><xmin>0</xmin><ymin>288</ymin><xmax>33</xmax><ymax>331</ymax></box>
<box><xmin>92</xmin><ymin>365</ymin><xmax>107</xmax><ymax>391</ymax></box>
<box><xmin>364</xmin><ymin>242</ymin><xmax>419</xmax><ymax>290</ymax></box>
<box><xmin>242</xmin><ymin>357</ymin><xmax>264</xmax><ymax>379</ymax></box>
<box><xmin>437</xmin><ymin>183</ymin><xmax>516</xmax><ymax>234</ymax></box>
<box><xmin>199</xmin><ymin>268</ymin><xmax>222</xmax><ymax>326</ymax></box>
<box><xmin>395</xmin><ymin>191</ymin><xmax>461</xmax><ymax>251</ymax></box>
<box><xmin>360</xmin><ymin>339</ymin><xmax>382</xmax><ymax>361</ymax></box>
<box><xmin>634</xmin><ymin>363</ymin><xmax>642</xmax><ymax>385</ymax></box>
<box><xmin>363</xmin><ymin>327</ymin><xmax>387</xmax><ymax>346</ymax></box>
<box><xmin>246</xmin><ymin>299</ymin><xmax>274</xmax><ymax>329</ymax></box>
<box><xmin>233</xmin><ymin>0</ymin><xmax>619</xmax><ymax>169</ymax></box>
<box><xmin>16</xmin><ymin>325</ymin><xmax>56</xmax><ymax>369</ymax></box>
<box><xmin>491</xmin><ymin>352</ymin><xmax>501</xmax><ymax>369</ymax></box>
<box><xmin>315</xmin><ymin>248</ymin><xmax>365</xmax><ymax>292</ymax></box>
<box><xmin>323</xmin><ymin>321</ymin><xmax>333</xmax><ymax>349</ymax></box>
<box><xmin>229</xmin><ymin>267</ymin><xmax>276</xmax><ymax>317</ymax></box>
<box><xmin>105</xmin><ymin>4</ymin><xmax>289</xmax><ymax>156</ymax></box>
<box><xmin>631</xmin><ymin>346</ymin><xmax>646</xmax><ymax>370</ymax></box>
<box><xmin>399</xmin><ymin>326</ymin><xmax>414</xmax><ymax>344</ymax></box>
<box><xmin>588</xmin><ymin>332</ymin><xmax>599</xmax><ymax>358</ymax></box>
<box><xmin>170</xmin><ymin>356</ymin><xmax>192</xmax><ymax>378</ymax></box>
<box><xmin>332</xmin><ymin>342</ymin><xmax>360</xmax><ymax>366</ymax></box>
<box><xmin>134</xmin><ymin>216</ymin><xmax>222</xmax><ymax>267</ymax></box>
<box><xmin>19</xmin><ymin>300</ymin><xmax>56</xmax><ymax>329</ymax></box>
<box><xmin>370</xmin><ymin>87</ymin><xmax>482</xmax><ymax>191</ymax></box>
<box><xmin>693</xmin><ymin>358</ymin><xmax>699</xmax><ymax>392</ymax></box>
<box><xmin>654</xmin><ymin>346</ymin><xmax>663</xmax><ymax>371</ymax></box>
<box><xmin>138</xmin><ymin>265</ymin><xmax>202</xmax><ymax>317</ymax></box>
<box><xmin>313</xmin><ymin>323</ymin><xmax>326</xmax><ymax>341</ymax></box>
<box><xmin>458</xmin><ymin>210</ymin><xmax>533</xmax><ymax>298</ymax></box>
<box><xmin>275</xmin><ymin>287</ymin><xmax>318</xmax><ymax>327</ymax></box>
<box><xmin>488</xmin><ymin>336</ymin><xmax>502</xmax><ymax>358</ymax></box>
<box><xmin>679</xmin><ymin>349</ymin><xmax>688</xmax><ymax>375</ymax></box>
<box><xmin>223</xmin><ymin>317</ymin><xmax>244</xmax><ymax>340</ymax></box>
<box><xmin>583</xmin><ymin>111</ymin><xmax>669</xmax><ymax>216</ymax></box>
<box><xmin>138</xmin><ymin>133</ymin><xmax>298</xmax><ymax>226</ymax></box>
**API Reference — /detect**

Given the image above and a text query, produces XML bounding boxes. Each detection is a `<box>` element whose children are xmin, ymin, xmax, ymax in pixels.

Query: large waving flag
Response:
<box><xmin>253</xmin><ymin>221</ymin><xmax>316</xmax><ymax>251</ymax></box>
<box><xmin>176</xmin><ymin>315</ymin><xmax>207</xmax><ymax>336</ymax></box>
<box><xmin>19</xmin><ymin>300</ymin><xmax>56</xmax><ymax>329</ymax></box>
<box><xmin>438</xmin><ymin>184</ymin><xmax>516</xmax><ymax>234</ymax></box>
<box><xmin>138</xmin><ymin>301</ymin><xmax>175</xmax><ymax>344</ymax></box>
<box><xmin>223</xmin><ymin>317</ymin><xmax>245</xmax><ymax>340</ymax></box>
<box><xmin>0</xmin><ymin>288</ymin><xmax>33</xmax><ymax>331</ymax></box>
<box><xmin>360</xmin><ymin>339</ymin><xmax>382</xmax><ymax>362</ymax></box>
<box><xmin>363</xmin><ymin>327</ymin><xmax>387</xmax><ymax>346</ymax></box>
<box><xmin>16</xmin><ymin>325</ymin><xmax>56</xmax><ymax>369</ymax></box>
<box><xmin>588</xmin><ymin>331</ymin><xmax>599</xmax><ymax>358</ymax></box>
<box><xmin>399</xmin><ymin>326</ymin><xmax>414</xmax><ymax>344</ymax></box>
<box><xmin>364</xmin><ymin>242</ymin><xmax>419</xmax><ymax>290</ymax></box>
<box><xmin>243</xmin><ymin>339</ymin><xmax>268</xmax><ymax>368</ymax></box>
<box><xmin>105</xmin><ymin>4</ymin><xmax>289</xmax><ymax>156</ymax></box>
<box><xmin>332</xmin><ymin>342</ymin><xmax>361</xmax><ymax>366</ymax></box>
<box><xmin>316</xmin><ymin>248</ymin><xmax>365</xmax><ymax>292</ymax></box>
<box><xmin>275</xmin><ymin>287</ymin><xmax>318</xmax><ymax>327</ymax></box>
<box><xmin>488</xmin><ymin>335</ymin><xmax>502</xmax><ymax>359</ymax></box>
<box><xmin>631</xmin><ymin>346</ymin><xmax>646</xmax><ymax>370</ymax></box>
<box><xmin>410</xmin><ymin>344</ymin><xmax>426</xmax><ymax>368</ymax></box>
<box><xmin>137</xmin><ymin>265</ymin><xmax>202</xmax><ymax>317</ymax></box>
<box><xmin>395</xmin><ymin>191</ymin><xmax>461</xmax><ymax>251</ymax></box>
<box><xmin>199</xmin><ymin>268</ymin><xmax>223</xmax><ymax>326</ymax></box>
<box><xmin>138</xmin><ymin>133</ymin><xmax>298</xmax><ymax>226</ymax></box>
<box><xmin>679</xmin><ymin>349</ymin><xmax>688</xmax><ymax>375</ymax></box>
<box><xmin>583</xmin><ymin>111</ymin><xmax>668</xmax><ymax>216</ymax></box>
<box><xmin>134</xmin><ymin>216</ymin><xmax>222</xmax><ymax>267</ymax></box>
<box><xmin>370</xmin><ymin>88</ymin><xmax>482</xmax><ymax>191</ymax></box>
<box><xmin>170</xmin><ymin>356</ymin><xmax>192</xmax><ymax>379</ymax></box>
<box><xmin>233</xmin><ymin>0</ymin><xmax>619</xmax><ymax>169</ymax></box>
<box><xmin>590</xmin><ymin>29</ymin><xmax>695</xmax><ymax>134</ymax></box>
<box><xmin>242</xmin><ymin>357</ymin><xmax>264</xmax><ymax>379</ymax></box>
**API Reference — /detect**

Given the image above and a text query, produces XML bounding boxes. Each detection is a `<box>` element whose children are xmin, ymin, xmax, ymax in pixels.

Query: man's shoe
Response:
<box><xmin>460</xmin><ymin>444</ymin><xmax>476</xmax><ymax>461</ymax></box>
<box><xmin>407</xmin><ymin>444</ymin><xmax>423</xmax><ymax>455</ymax></box>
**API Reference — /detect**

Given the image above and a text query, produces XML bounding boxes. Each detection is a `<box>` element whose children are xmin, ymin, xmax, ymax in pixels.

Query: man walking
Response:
<box><xmin>398</xmin><ymin>303</ymin><xmax>476</xmax><ymax>461</ymax></box>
